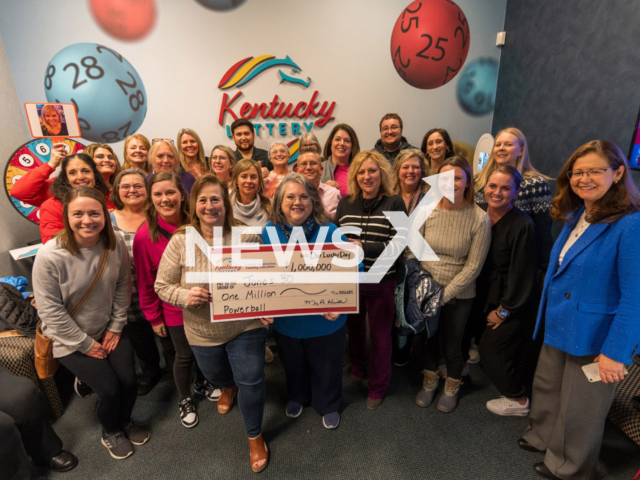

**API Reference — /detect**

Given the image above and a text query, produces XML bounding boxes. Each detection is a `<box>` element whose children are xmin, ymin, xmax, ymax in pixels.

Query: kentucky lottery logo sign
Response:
<box><xmin>218</xmin><ymin>55</ymin><xmax>337</xmax><ymax>147</ymax></box>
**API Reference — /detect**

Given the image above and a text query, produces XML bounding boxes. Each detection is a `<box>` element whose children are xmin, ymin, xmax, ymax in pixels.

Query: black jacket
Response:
<box><xmin>373</xmin><ymin>137</ymin><xmax>416</xmax><ymax>164</ymax></box>
<box><xmin>0</xmin><ymin>283</ymin><xmax>38</xmax><ymax>337</ymax></box>
<box><xmin>396</xmin><ymin>258</ymin><xmax>443</xmax><ymax>338</ymax></box>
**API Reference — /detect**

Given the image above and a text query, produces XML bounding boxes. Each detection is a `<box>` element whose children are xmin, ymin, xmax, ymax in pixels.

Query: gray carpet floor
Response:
<box><xmin>47</xmin><ymin>340</ymin><xmax>640</xmax><ymax>480</ymax></box>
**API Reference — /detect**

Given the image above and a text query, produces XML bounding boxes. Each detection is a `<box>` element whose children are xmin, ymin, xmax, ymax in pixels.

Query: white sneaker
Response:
<box><xmin>468</xmin><ymin>344</ymin><xmax>481</xmax><ymax>364</ymax></box>
<box><xmin>179</xmin><ymin>397</ymin><xmax>199</xmax><ymax>428</ymax></box>
<box><xmin>486</xmin><ymin>396</ymin><xmax>530</xmax><ymax>416</ymax></box>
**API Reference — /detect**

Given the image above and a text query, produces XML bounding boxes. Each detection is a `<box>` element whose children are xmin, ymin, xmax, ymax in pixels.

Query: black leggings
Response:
<box><xmin>166</xmin><ymin>325</ymin><xmax>205</xmax><ymax>400</ymax></box>
<box><xmin>422</xmin><ymin>298</ymin><xmax>473</xmax><ymax>380</ymax></box>
<box><xmin>58</xmin><ymin>329</ymin><xmax>137</xmax><ymax>433</ymax></box>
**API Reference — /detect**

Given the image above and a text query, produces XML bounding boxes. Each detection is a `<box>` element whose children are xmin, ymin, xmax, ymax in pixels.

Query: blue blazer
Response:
<box><xmin>533</xmin><ymin>207</ymin><xmax>640</xmax><ymax>364</ymax></box>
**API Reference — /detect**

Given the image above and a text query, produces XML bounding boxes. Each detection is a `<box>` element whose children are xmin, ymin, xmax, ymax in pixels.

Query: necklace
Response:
<box><xmin>574</xmin><ymin>211</ymin><xmax>590</xmax><ymax>238</ymax></box>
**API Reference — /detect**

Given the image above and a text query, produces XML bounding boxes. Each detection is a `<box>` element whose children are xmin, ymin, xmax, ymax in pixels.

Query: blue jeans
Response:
<box><xmin>191</xmin><ymin>328</ymin><xmax>267</xmax><ymax>437</ymax></box>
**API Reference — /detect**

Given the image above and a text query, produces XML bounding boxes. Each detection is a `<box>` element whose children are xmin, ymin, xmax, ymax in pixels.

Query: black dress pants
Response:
<box><xmin>0</xmin><ymin>369</ymin><xmax>63</xmax><ymax>480</ymax></box>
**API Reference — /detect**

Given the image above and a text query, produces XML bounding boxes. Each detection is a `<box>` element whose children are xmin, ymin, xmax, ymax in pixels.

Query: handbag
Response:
<box><xmin>34</xmin><ymin>247</ymin><xmax>110</xmax><ymax>379</ymax></box>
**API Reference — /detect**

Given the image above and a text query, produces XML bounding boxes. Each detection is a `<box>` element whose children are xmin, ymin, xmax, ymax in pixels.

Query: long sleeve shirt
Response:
<box><xmin>408</xmin><ymin>203</ymin><xmax>491</xmax><ymax>304</ymax></box>
<box><xmin>32</xmin><ymin>236</ymin><xmax>131</xmax><ymax>358</ymax></box>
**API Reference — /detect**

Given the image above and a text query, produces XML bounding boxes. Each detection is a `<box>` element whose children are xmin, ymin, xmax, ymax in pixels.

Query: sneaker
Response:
<box><xmin>285</xmin><ymin>400</ymin><xmax>303</xmax><ymax>418</ymax></box>
<box><xmin>194</xmin><ymin>381</ymin><xmax>222</xmax><ymax>401</ymax></box>
<box><xmin>416</xmin><ymin>370</ymin><xmax>439</xmax><ymax>408</ymax></box>
<box><xmin>322</xmin><ymin>411</ymin><xmax>340</xmax><ymax>429</ymax></box>
<box><xmin>74</xmin><ymin>377</ymin><xmax>93</xmax><ymax>398</ymax></box>
<box><xmin>265</xmin><ymin>345</ymin><xmax>275</xmax><ymax>364</ymax></box>
<box><xmin>179</xmin><ymin>397</ymin><xmax>199</xmax><ymax>428</ymax></box>
<box><xmin>486</xmin><ymin>397</ymin><xmax>530</xmax><ymax>417</ymax></box>
<box><xmin>101</xmin><ymin>430</ymin><xmax>134</xmax><ymax>460</ymax></box>
<box><xmin>437</xmin><ymin>377</ymin><xmax>461</xmax><ymax>413</ymax></box>
<box><xmin>468</xmin><ymin>344</ymin><xmax>481</xmax><ymax>364</ymax></box>
<box><xmin>122</xmin><ymin>420</ymin><xmax>150</xmax><ymax>445</ymax></box>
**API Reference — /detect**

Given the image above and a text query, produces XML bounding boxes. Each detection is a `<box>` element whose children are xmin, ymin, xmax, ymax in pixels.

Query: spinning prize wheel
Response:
<box><xmin>4</xmin><ymin>138</ymin><xmax>86</xmax><ymax>224</ymax></box>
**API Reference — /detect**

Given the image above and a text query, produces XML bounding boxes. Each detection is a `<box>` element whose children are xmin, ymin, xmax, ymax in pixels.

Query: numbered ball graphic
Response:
<box><xmin>390</xmin><ymin>0</ymin><xmax>470</xmax><ymax>90</ymax></box>
<box><xmin>90</xmin><ymin>0</ymin><xmax>157</xmax><ymax>41</ymax></box>
<box><xmin>195</xmin><ymin>0</ymin><xmax>247</xmax><ymax>11</ymax></box>
<box><xmin>456</xmin><ymin>57</ymin><xmax>499</xmax><ymax>115</ymax></box>
<box><xmin>4</xmin><ymin>138</ymin><xmax>86</xmax><ymax>224</ymax></box>
<box><xmin>44</xmin><ymin>43</ymin><xmax>147</xmax><ymax>143</ymax></box>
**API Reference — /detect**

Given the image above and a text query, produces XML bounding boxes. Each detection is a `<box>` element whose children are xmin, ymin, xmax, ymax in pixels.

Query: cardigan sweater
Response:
<box><xmin>261</xmin><ymin>221</ymin><xmax>347</xmax><ymax>338</ymax></box>
<box><xmin>335</xmin><ymin>193</ymin><xmax>406</xmax><ymax>283</ymax></box>
<box><xmin>32</xmin><ymin>236</ymin><xmax>131</xmax><ymax>358</ymax></box>
<box><xmin>475</xmin><ymin>175</ymin><xmax>552</xmax><ymax>269</ymax></box>
<box><xmin>132</xmin><ymin>217</ymin><xmax>184</xmax><ymax>327</ymax></box>
<box><xmin>408</xmin><ymin>203</ymin><xmax>491</xmax><ymax>304</ymax></box>
<box><xmin>475</xmin><ymin>207</ymin><xmax>539</xmax><ymax>315</ymax></box>
<box><xmin>154</xmin><ymin>230</ymin><xmax>264</xmax><ymax>347</ymax></box>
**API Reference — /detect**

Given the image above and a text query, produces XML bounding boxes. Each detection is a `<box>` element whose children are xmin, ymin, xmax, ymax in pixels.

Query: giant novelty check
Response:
<box><xmin>210</xmin><ymin>243</ymin><xmax>359</xmax><ymax>322</ymax></box>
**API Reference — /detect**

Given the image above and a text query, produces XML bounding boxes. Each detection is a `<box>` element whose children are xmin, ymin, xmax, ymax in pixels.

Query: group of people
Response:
<box><xmin>6</xmin><ymin>114</ymin><xmax>640</xmax><ymax>480</ymax></box>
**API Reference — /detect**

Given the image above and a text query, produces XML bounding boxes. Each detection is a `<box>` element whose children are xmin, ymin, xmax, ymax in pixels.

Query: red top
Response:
<box><xmin>11</xmin><ymin>163</ymin><xmax>55</xmax><ymax>207</ymax></box>
<box><xmin>132</xmin><ymin>217</ymin><xmax>184</xmax><ymax>327</ymax></box>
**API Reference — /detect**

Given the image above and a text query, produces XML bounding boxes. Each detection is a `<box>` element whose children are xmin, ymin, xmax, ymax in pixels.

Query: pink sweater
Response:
<box><xmin>132</xmin><ymin>217</ymin><xmax>184</xmax><ymax>327</ymax></box>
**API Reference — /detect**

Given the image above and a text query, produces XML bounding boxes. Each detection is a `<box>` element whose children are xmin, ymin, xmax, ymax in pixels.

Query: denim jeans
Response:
<box><xmin>191</xmin><ymin>328</ymin><xmax>267</xmax><ymax>437</ymax></box>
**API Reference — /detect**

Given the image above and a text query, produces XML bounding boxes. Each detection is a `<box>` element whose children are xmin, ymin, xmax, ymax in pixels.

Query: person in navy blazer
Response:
<box><xmin>519</xmin><ymin>140</ymin><xmax>640</xmax><ymax>480</ymax></box>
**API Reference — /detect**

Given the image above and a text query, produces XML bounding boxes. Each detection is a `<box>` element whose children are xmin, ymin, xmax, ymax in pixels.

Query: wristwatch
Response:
<box><xmin>496</xmin><ymin>306</ymin><xmax>510</xmax><ymax>319</ymax></box>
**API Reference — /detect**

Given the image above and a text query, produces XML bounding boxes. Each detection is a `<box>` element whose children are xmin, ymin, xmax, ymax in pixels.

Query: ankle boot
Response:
<box><xmin>437</xmin><ymin>377</ymin><xmax>461</xmax><ymax>413</ymax></box>
<box><xmin>415</xmin><ymin>370</ymin><xmax>439</xmax><ymax>408</ymax></box>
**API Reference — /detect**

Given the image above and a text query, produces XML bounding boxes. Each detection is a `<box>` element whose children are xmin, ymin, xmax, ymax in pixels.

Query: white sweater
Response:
<box><xmin>33</xmin><ymin>236</ymin><xmax>131</xmax><ymax>358</ymax></box>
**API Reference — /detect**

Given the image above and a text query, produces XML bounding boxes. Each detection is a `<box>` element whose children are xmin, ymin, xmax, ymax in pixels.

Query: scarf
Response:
<box><xmin>279</xmin><ymin>216</ymin><xmax>319</xmax><ymax>241</ymax></box>
<box><xmin>232</xmin><ymin>194</ymin><xmax>269</xmax><ymax>227</ymax></box>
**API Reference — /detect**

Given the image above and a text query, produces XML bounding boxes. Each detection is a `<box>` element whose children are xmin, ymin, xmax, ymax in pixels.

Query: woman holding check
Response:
<box><xmin>154</xmin><ymin>174</ymin><xmax>270</xmax><ymax>473</ymax></box>
<box><xmin>519</xmin><ymin>140</ymin><xmax>640</xmax><ymax>480</ymax></box>
<box><xmin>261</xmin><ymin>173</ymin><xmax>349</xmax><ymax>429</ymax></box>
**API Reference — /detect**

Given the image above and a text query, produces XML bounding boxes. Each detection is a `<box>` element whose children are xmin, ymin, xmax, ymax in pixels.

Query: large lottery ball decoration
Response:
<box><xmin>89</xmin><ymin>0</ymin><xmax>157</xmax><ymax>41</ymax></box>
<box><xmin>456</xmin><ymin>57</ymin><xmax>499</xmax><ymax>115</ymax></box>
<box><xmin>4</xmin><ymin>138</ymin><xmax>86</xmax><ymax>224</ymax></box>
<box><xmin>390</xmin><ymin>0</ymin><xmax>470</xmax><ymax>90</ymax></box>
<box><xmin>195</xmin><ymin>0</ymin><xmax>247</xmax><ymax>11</ymax></box>
<box><xmin>44</xmin><ymin>43</ymin><xmax>147</xmax><ymax>143</ymax></box>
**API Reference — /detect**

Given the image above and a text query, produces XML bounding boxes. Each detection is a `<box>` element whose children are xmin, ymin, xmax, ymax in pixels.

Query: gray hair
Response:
<box><xmin>268</xmin><ymin>141</ymin><xmax>290</xmax><ymax>160</ymax></box>
<box><xmin>271</xmin><ymin>173</ymin><xmax>331</xmax><ymax>226</ymax></box>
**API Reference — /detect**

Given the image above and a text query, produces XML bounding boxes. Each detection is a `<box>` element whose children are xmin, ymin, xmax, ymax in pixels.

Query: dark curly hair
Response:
<box><xmin>51</xmin><ymin>154</ymin><xmax>110</xmax><ymax>202</ymax></box>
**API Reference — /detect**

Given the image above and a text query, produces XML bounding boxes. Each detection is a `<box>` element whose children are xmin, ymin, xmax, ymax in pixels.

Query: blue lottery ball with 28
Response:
<box><xmin>456</xmin><ymin>57</ymin><xmax>499</xmax><ymax>116</ymax></box>
<box><xmin>44</xmin><ymin>43</ymin><xmax>147</xmax><ymax>143</ymax></box>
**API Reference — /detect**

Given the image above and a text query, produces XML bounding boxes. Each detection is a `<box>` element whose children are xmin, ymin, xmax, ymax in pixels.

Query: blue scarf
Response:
<box><xmin>279</xmin><ymin>216</ymin><xmax>319</xmax><ymax>241</ymax></box>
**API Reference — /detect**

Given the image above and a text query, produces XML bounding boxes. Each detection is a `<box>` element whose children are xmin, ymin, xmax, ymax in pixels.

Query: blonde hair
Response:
<box><xmin>177</xmin><ymin>128</ymin><xmax>207</xmax><ymax>174</ymax></box>
<box><xmin>392</xmin><ymin>149</ymin><xmax>430</xmax><ymax>195</ymax></box>
<box><xmin>41</xmin><ymin>104</ymin><xmax>62</xmax><ymax>132</ymax></box>
<box><xmin>475</xmin><ymin>127</ymin><xmax>550</xmax><ymax>190</ymax></box>
<box><xmin>348</xmin><ymin>150</ymin><xmax>394</xmax><ymax>202</ymax></box>
<box><xmin>122</xmin><ymin>134</ymin><xmax>151</xmax><ymax>173</ymax></box>
<box><xmin>149</xmin><ymin>139</ymin><xmax>182</xmax><ymax>174</ymax></box>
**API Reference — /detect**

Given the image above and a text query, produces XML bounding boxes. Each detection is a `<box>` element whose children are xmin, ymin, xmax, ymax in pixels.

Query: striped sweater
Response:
<box><xmin>335</xmin><ymin>193</ymin><xmax>407</xmax><ymax>283</ymax></box>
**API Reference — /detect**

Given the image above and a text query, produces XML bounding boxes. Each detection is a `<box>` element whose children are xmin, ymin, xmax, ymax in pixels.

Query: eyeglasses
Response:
<box><xmin>567</xmin><ymin>167</ymin><xmax>616</xmax><ymax>180</ymax></box>
<box><xmin>271</xmin><ymin>149</ymin><xmax>289</xmax><ymax>156</ymax></box>
<box><xmin>120</xmin><ymin>184</ymin><xmax>146</xmax><ymax>191</ymax></box>
<box><xmin>152</xmin><ymin>138</ymin><xmax>174</xmax><ymax>145</ymax></box>
<box><xmin>298</xmin><ymin>161</ymin><xmax>321</xmax><ymax>168</ymax></box>
<box><xmin>381</xmin><ymin>125</ymin><xmax>400</xmax><ymax>132</ymax></box>
<box><xmin>210</xmin><ymin>155</ymin><xmax>229</xmax><ymax>162</ymax></box>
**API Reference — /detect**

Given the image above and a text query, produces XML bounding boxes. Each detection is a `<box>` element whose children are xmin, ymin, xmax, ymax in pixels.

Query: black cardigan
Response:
<box><xmin>335</xmin><ymin>193</ymin><xmax>406</xmax><ymax>283</ymax></box>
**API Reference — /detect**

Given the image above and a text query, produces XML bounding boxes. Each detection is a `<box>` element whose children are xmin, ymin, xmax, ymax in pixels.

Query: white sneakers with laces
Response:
<box><xmin>486</xmin><ymin>396</ymin><xmax>530</xmax><ymax>416</ymax></box>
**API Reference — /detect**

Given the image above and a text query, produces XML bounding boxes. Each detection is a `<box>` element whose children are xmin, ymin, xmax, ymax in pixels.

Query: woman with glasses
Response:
<box><xmin>110</xmin><ymin>169</ymin><xmax>165</xmax><ymax>396</ymax></box>
<box><xmin>148</xmin><ymin>139</ymin><xmax>196</xmax><ymax>195</ymax></box>
<box><xmin>209</xmin><ymin>145</ymin><xmax>236</xmax><ymax>183</ymax></box>
<box><xmin>519</xmin><ymin>140</ymin><xmax>640</xmax><ymax>480</ymax></box>
<box><xmin>177</xmin><ymin>128</ymin><xmax>208</xmax><ymax>180</ymax></box>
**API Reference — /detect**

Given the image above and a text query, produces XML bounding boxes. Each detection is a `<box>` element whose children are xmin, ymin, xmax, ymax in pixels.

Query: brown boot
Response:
<box><xmin>217</xmin><ymin>386</ymin><xmax>238</xmax><ymax>415</ymax></box>
<box><xmin>415</xmin><ymin>369</ymin><xmax>439</xmax><ymax>408</ymax></box>
<box><xmin>248</xmin><ymin>433</ymin><xmax>269</xmax><ymax>473</ymax></box>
